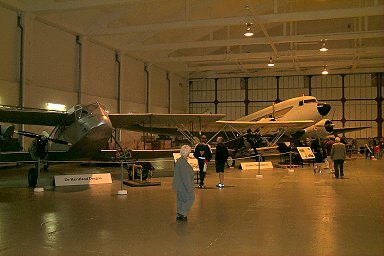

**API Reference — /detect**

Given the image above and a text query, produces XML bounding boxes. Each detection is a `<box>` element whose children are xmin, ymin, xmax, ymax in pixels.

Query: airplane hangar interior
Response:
<box><xmin>0</xmin><ymin>0</ymin><xmax>383</xmax><ymax>255</ymax></box>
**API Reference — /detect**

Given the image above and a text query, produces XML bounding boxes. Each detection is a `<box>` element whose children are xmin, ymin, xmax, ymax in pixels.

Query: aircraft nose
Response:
<box><xmin>317</xmin><ymin>102</ymin><xmax>331</xmax><ymax>116</ymax></box>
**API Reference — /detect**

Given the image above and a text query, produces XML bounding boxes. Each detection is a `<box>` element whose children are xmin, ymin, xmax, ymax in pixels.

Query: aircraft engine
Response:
<box><xmin>0</xmin><ymin>125</ymin><xmax>15</xmax><ymax>140</ymax></box>
<box><xmin>302</xmin><ymin>119</ymin><xmax>334</xmax><ymax>138</ymax></box>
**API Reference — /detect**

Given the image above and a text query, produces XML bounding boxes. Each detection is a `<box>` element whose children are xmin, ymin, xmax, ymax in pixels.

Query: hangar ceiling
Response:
<box><xmin>1</xmin><ymin>0</ymin><xmax>384</xmax><ymax>79</ymax></box>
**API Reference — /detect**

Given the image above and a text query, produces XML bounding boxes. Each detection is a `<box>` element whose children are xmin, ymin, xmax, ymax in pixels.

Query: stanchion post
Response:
<box><xmin>288</xmin><ymin>148</ymin><xmax>295</xmax><ymax>173</ymax></box>
<box><xmin>34</xmin><ymin>159</ymin><xmax>44</xmax><ymax>192</ymax></box>
<box><xmin>117</xmin><ymin>161</ymin><xmax>127</xmax><ymax>195</ymax></box>
<box><xmin>256</xmin><ymin>154</ymin><xmax>263</xmax><ymax>179</ymax></box>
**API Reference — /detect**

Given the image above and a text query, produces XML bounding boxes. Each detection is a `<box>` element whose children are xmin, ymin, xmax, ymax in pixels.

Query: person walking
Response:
<box><xmin>193</xmin><ymin>135</ymin><xmax>212</xmax><ymax>188</ymax></box>
<box><xmin>330</xmin><ymin>137</ymin><xmax>347</xmax><ymax>178</ymax></box>
<box><xmin>173</xmin><ymin>145</ymin><xmax>195</xmax><ymax>221</ymax></box>
<box><xmin>215</xmin><ymin>137</ymin><xmax>228</xmax><ymax>188</ymax></box>
<box><xmin>325</xmin><ymin>137</ymin><xmax>335</xmax><ymax>173</ymax></box>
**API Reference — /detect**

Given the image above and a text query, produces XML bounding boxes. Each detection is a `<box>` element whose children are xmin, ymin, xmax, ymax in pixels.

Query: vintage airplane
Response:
<box><xmin>0</xmin><ymin>102</ymin><xmax>224</xmax><ymax>187</ymax></box>
<box><xmin>215</xmin><ymin>95</ymin><xmax>369</xmax><ymax>165</ymax></box>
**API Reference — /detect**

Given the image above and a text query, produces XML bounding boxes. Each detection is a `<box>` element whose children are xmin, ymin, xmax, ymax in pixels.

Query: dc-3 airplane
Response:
<box><xmin>213</xmin><ymin>95</ymin><xmax>369</xmax><ymax>165</ymax></box>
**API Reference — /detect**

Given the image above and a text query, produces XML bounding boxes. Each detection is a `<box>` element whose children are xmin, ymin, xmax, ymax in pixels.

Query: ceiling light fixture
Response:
<box><xmin>268</xmin><ymin>57</ymin><xmax>274</xmax><ymax>67</ymax></box>
<box><xmin>322</xmin><ymin>65</ymin><xmax>329</xmax><ymax>75</ymax></box>
<box><xmin>320</xmin><ymin>40</ymin><xmax>328</xmax><ymax>52</ymax></box>
<box><xmin>244</xmin><ymin>22</ymin><xmax>254</xmax><ymax>37</ymax></box>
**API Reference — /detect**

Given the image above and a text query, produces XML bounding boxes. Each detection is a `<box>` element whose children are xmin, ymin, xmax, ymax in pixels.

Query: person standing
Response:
<box><xmin>173</xmin><ymin>145</ymin><xmax>195</xmax><ymax>221</ymax></box>
<box><xmin>325</xmin><ymin>137</ymin><xmax>335</xmax><ymax>173</ymax></box>
<box><xmin>215</xmin><ymin>137</ymin><xmax>228</xmax><ymax>188</ymax></box>
<box><xmin>331</xmin><ymin>137</ymin><xmax>347</xmax><ymax>178</ymax></box>
<box><xmin>194</xmin><ymin>135</ymin><xmax>212</xmax><ymax>188</ymax></box>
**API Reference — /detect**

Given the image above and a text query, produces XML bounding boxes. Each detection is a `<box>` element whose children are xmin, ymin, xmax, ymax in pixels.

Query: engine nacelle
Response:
<box><xmin>0</xmin><ymin>125</ymin><xmax>15</xmax><ymax>140</ymax></box>
<box><xmin>303</xmin><ymin>119</ymin><xmax>334</xmax><ymax>138</ymax></box>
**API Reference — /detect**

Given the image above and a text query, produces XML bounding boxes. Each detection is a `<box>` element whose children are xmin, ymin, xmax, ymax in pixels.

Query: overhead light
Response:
<box><xmin>320</xmin><ymin>40</ymin><xmax>328</xmax><ymax>52</ymax></box>
<box><xmin>268</xmin><ymin>57</ymin><xmax>274</xmax><ymax>67</ymax></box>
<box><xmin>46</xmin><ymin>102</ymin><xmax>66</xmax><ymax>111</ymax></box>
<box><xmin>244</xmin><ymin>23</ymin><xmax>254</xmax><ymax>37</ymax></box>
<box><xmin>322</xmin><ymin>65</ymin><xmax>329</xmax><ymax>75</ymax></box>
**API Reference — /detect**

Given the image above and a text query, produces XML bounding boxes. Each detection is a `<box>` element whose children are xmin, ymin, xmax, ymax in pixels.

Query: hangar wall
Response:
<box><xmin>0</xmin><ymin>7</ymin><xmax>188</xmax><ymax>149</ymax></box>
<box><xmin>190</xmin><ymin>74</ymin><xmax>383</xmax><ymax>139</ymax></box>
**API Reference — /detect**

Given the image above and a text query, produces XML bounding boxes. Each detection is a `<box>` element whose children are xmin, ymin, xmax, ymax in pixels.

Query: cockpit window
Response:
<box><xmin>299</xmin><ymin>101</ymin><xmax>304</xmax><ymax>106</ymax></box>
<box><xmin>304</xmin><ymin>99</ymin><xmax>317</xmax><ymax>103</ymax></box>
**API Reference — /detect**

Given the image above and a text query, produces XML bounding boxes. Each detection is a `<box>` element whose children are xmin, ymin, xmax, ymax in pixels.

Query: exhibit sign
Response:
<box><xmin>173</xmin><ymin>153</ymin><xmax>199</xmax><ymax>171</ymax></box>
<box><xmin>240</xmin><ymin>161</ymin><xmax>273</xmax><ymax>170</ymax></box>
<box><xmin>297</xmin><ymin>147</ymin><xmax>315</xmax><ymax>160</ymax></box>
<box><xmin>54</xmin><ymin>173</ymin><xmax>112</xmax><ymax>187</ymax></box>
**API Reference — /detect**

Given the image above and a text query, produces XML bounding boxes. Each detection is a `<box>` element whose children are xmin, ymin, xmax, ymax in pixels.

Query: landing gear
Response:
<box><xmin>28</xmin><ymin>168</ymin><xmax>38</xmax><ymax>188</ymax></box>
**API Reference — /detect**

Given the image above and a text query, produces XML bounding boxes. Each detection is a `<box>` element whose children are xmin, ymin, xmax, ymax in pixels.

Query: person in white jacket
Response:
<box><xmin>173</xmin><ymin>145</ymin><xmax>195</xmax><ymax>221</ymax></box>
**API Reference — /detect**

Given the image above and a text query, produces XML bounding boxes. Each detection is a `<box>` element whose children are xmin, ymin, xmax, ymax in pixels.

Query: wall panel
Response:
<box><xmin>121</xmin><ymin>55</ymin><xmax>145</xmax><ymax>104</ymax></box>
<box><xmin>217</xmin><ymin>102</ymin><xmax>244</xmax><ymax>120</ymax></box>
<box><xmin>0</xmin><ymin>6</ymin><xmax>18</xmax><ymax>85</ymax></box>
<box><xmin>248</xmin><ymin>77</ymin><xmax>276</xmax><ymax>101</ymax></box>
<box><xmin>83</xmin><ymin>41</ymin><xmax>115</xmax><ymax>99</ymax></box>
<box><xmin>279</xmin><ymin>76</ymin><xmax>307</xmax><ymax>100</ymax></box>
<box><xmin>311</xmin><ymin>75</ymin><xmax>342</xmax><ymax>100</ymax></box>
<box><xmin>344</xmin><ymin>74</ymin><xmax>375</xmax><ymax>99</ymax></box>
<box><xmin>31</xmin><ymin>21</ymin><xmax>76</xmax><ymax>92</ymax></box>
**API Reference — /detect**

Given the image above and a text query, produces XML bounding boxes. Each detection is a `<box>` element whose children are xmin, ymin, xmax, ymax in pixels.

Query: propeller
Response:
<box><xmin>15</xmin><ymin>130</ymin><xmax>71</xmax><ymax>160</ymax></box>
<box><xmin>15</xmin><ymin>130</ymin><xmax>70</xmax><ymax>145</ymax></box>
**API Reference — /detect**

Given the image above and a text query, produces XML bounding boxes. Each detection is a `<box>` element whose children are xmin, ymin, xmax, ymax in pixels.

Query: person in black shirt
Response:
<box><xmin>193</xmin><ymin>135</ymin><xmax>212</xmax><ymax>188</ymax></box>
<box><xmin>215</xmin><ymin>137</ymin><xmax>229</xmax><ymax>188</ymax></box>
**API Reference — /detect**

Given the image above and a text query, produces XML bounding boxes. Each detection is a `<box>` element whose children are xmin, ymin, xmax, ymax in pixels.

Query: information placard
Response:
<box><xmin>297</xmin><ymin>147</ymin><xmax>315</xmax><ymax>160</ymax></box>
<box><xmin>54</xmin><ymin>173</ymin><xmax>112</xmax><ymax>187</ymax></box>
<box><xmin>240</xmin><ymin>161</ymin><xmax>273</xmax><ymax>170</ymax></box>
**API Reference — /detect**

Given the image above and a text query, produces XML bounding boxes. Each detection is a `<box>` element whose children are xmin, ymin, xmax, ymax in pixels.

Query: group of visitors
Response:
<box><xmin>172</xmin><ymin>135</ymin><xmax>228</xmax><ymax>221</ymax></box>
<box><xmin>311</xmin><ymin>136</ymin><xmax>347</xmax><ymax>178</ymax></box>
<box><xmin>366</xmin><ymin>137</ymin><xmax>384</xmax><ymax>159</ymax></box>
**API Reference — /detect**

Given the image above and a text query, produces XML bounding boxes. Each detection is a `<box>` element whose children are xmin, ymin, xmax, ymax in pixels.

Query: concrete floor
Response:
<box><xmin>0</xmin><ymin>155</ymin><xmax>383</xmax><ymax>256</ymax></box>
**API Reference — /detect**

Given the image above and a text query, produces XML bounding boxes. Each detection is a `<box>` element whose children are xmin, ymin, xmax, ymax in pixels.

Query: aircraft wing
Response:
<box><xmin>333</xmin><ymin>126</ymin><xmax>371</xmax><ymax>134</ymax></box>
<box><xmin>0</xmin><ymin>105</ymin><xmax>69</xmax><ymax>126</ymax></box>
<box><xmin>109</xmin><ymin>113</ymin><xmax>225</xmax><ymax>129</ymax></box>
<box><xmin>216</xmin><ymin>120</ymin><xmax>314</xmax><ymax>129</ymax></box>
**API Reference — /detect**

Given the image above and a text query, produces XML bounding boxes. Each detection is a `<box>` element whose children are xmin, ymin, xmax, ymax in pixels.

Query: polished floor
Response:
<box><xmin>0</xmin><ymin>155</ymin><xmax>383</xmax><ymax>256</ymax></box>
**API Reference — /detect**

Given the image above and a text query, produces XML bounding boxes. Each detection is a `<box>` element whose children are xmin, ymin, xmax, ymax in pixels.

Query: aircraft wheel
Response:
<box><xmin>227</xmin><ymin>156</ymin><xmax>235</xmax><ymax>168</ymax></box>
<box><xmin>28</xmin><ymin>168</ymin><xmax>38</xmax><ymax>188</ymax></box>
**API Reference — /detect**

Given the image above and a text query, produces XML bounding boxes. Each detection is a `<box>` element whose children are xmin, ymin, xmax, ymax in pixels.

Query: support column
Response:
<box><xmin>214</xmin><ymin>78</ymin><xmax>218</xmax><ymax>114</ymax></box>
<box><xmin>243</xmin><ymin>78</ymin><xmax>249</xmax><ymax>115</ymax></box>
<box><xmin>340</xmin><ymin>74</ymin><xmax>347</xmax><ymax>129</ymax></box>
<box><xmin>144</xmin><ymin>64</ymin><xmax>151</xmax><ymax>113</ymax></box>
<box><xmin>376</xmin><ymin>73</ymin><xmax>383</xmax><ymax>138</ymax></box>
<box><xmin>276</xmin><ymin>76</ymin><xmax>281</xmax><ymax>102</ymax></box>
<box><xmin>115</xmin><ymin>52</ymin><xmax>121</xmax><ymax>143</ymax></box>
<box><xmin>75</xmin><ymin>35</ymin><xmax>84</xmax><ymax>104</ymax></box>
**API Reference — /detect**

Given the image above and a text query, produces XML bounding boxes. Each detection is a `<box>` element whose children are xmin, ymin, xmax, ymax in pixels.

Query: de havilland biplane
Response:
<box><xmin>0</xmin><ymin>95</ymin><xmax>368</xmax><ymax>187</ymax></box>
<box><xmin>0</xmin><ymin>102</ymin><xmax>224</xmax><ymax>187</ymax></box>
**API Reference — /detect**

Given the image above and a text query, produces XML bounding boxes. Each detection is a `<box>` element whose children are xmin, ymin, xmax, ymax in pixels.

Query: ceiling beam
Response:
<box><xmin>122</xmin><ymin>30</ymin><xmax>384</xmax><ymax>52</ymax></box>
<box><xmin>188</xmin><ymin>67</ymin><xmax>384</xmax><ymax>79</ymax></box>
<box><xmin>89</xmin><ymin>6</ymin><xmax>384</xmax><ymax>35</ymax></box>
<box><xmin>1</xmin><ymin>0</ymin><xmax>155</xmax><ymax>13</ymax></box>
<box><xmin>185</xmin><ymin>58</ymin><xmax>384</xmax><ymax>72</ymax></box>
<box><xmin>151</xmin><ymin>47</ymin><xmax>384</xmax><ymax>63</ymax></box>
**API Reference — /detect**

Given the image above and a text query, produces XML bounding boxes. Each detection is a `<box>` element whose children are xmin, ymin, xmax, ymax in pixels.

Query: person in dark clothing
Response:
<box><xmin>215</xmin><ymin>137</ymin><xmax>228</xmax><ymax>188</ymax></box>
<box><xmin>193</xmin><ymin>135</ymin><xmax>212</xmax><ymax>188</ymax></box>
<box><xmin>311</xmin><ymin>138</ymin><xmax>324</xmax><ymax>173</ymax></box>
<box><xmin>331</xmin><ymin>137</ymin><xmax>347</xmax><ymax>178</ymax></box>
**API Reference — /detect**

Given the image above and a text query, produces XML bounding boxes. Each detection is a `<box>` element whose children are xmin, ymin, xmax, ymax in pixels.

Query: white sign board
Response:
<box><xmin>241</xmin><ymin>161</ymin><xmax>274</xmax><ymax>170</ymax></box>
<box><xmin>173</xmin><ymin>153</ymin><xmax>199</xmax><ymax>171</ymax></box>
<box><xmin>297</xmin><ymin>147</ymin><xmax>315</xmax><ymax>160</ymax></box>
<box><xmin>54</xmin><ymin>173</ymin><xmax>112</xmax><ymax>187</ymax></box>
